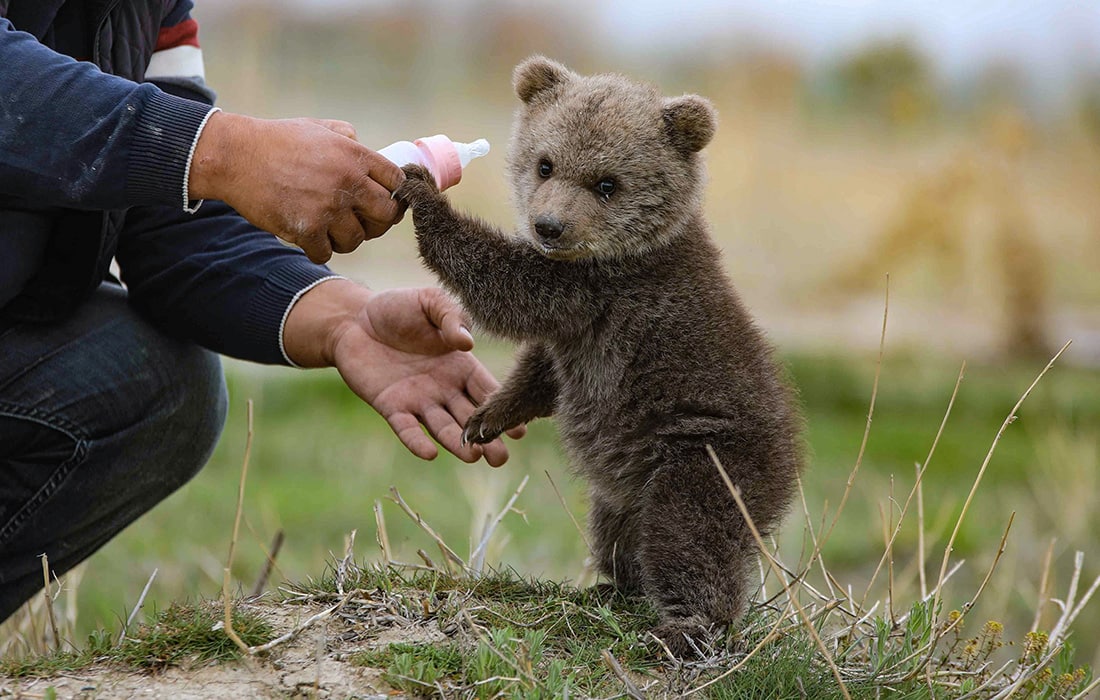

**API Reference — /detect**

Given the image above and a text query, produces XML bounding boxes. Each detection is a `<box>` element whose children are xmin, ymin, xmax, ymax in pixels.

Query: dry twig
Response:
<box><xmin>388</xmin><ymin>486</ymin><xmax>466</xmax><ymax>574</ymax></box>
<box><xmin>708</xmin><ymin>445</ymin><xmax>853</xmax><ymax>700</ymax></box>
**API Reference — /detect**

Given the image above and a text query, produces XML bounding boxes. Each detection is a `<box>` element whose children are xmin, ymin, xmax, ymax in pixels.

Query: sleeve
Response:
<box><xmin>0</xmin><ymin>16</ymin><xmax>213</xmax><ymax>211</ymax></box>
<box><xmin>145</xmin><ymin>3</ymin><xmax>218</xmax><ymax>106</ymax></box>
<box><xmin>115</xmin><ymin>200</ymin><xmax>342</xmax><ymax>366</ymax></box>
<box><xmin>112</xmin><ymin>6</ymin><xmax>341</xmax><ymax>366</ymax></box>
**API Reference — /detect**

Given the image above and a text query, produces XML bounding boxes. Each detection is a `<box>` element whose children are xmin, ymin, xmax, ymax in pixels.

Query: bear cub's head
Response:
<box><xmin>508</xmin><ymin>56</ymin><xmax>717</xmax><ymax>262</ymax></box>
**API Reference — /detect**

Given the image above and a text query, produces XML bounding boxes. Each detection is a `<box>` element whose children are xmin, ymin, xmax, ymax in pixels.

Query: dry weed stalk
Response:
<box><xmin>221</xmin><ymin>398</ymin><xmax>255</xmax><ymax>656</ymax></box>
<box><xmin>931</xmin><ymin>340</ymin><xmax>1072</xmax><ymax>621</ymax></box>
<box><xmin>470</xmin><ymin>474</ymin><xmax>529</xmax><ymax>573</ymax></box>
<box><xmin>386</xmin><ymin>486</ymin><xmax>467</xmax><ymax>575</ymax></box>
<box><xmin>37</xmin><ymin>554</ymin><xmax>60</xmax><ymax>652</ymax></box>
<box><xmin>850</xmin><ymin>361</ymin><xmax>966</xmax><ymax>629</ymax></box>
<box><xmin>708</xmin><ymin>445</ymin><xmax>853</xmax><ymax>700</ymax></box>
<box><xmin>118</xmin><ymin>568</ymin><xmax>158</xmax><ymax>645</ymax></box>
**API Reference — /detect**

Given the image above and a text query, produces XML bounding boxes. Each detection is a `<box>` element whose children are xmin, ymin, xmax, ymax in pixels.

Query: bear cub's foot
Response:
<box><xmin>652</xmin><ymin>617</ymin><xmax>718</xmax><ymax>660</ymax></box>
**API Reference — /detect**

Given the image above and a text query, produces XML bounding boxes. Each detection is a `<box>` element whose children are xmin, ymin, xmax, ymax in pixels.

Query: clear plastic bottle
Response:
<box><xmin>377</xmin><ymin>135</ymin><xmax>490</xmax><ymax>191</ymax></box>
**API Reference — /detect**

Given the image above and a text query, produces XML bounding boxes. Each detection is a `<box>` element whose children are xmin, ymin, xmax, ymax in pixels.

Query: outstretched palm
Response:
<box><xmin>331</xmin><ymin>287</ymin><xmax>520</xmax><ymax>466</ymax></box>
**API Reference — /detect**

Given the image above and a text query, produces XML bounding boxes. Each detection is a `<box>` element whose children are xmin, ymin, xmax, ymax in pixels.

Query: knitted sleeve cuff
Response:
<box><xmin>125</xmin><ymin>89</ymin><xmax>216</xmax><ymax>209</ymax></box>
<box><xmin>240</xmin><ymin>260</ymin><xmax>344</xmax><ymax>366</ymax></box>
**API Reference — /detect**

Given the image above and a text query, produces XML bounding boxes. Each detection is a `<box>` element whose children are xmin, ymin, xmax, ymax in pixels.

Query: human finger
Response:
<box><xmin>306</xmin><ymin>118</ymin><xmax>358</xmax><ymax>141</ymax></box>
<box><xmin>298</xmin><ymin>227</ymin><xmax>334</xmax><ymax>264</ymax></box>
<box><xmin>504</xmin><ymin>424</ymin><xmax>528</xmax><ymax>440</ymax></box>
<box><xmin>445</xmin><ymin>393</ymin><xmax>482</xmax><ymax>436</ymax></box>
<box><xmin>355</xmin><ymin>179</ymin><xmax>404</xmax><ymax>228</ymax></box>
<box><xmin>464</xmin><ymin>365</ymin><xmax>502</xmax><ymax>406</ymax></box>
<box><xmin>419</xmin><ymin>288</ymin><xmax>474</xmax><ymax>351</ymax></box>
<box><xmin>328</xmin><ymin>211</ymin><xmax>367</xmax><ymax>254</ymax></box>
<box><xmin>421</xmin><ymin>404</ymin><xmax>483</xmax><ymax>463</ymax></box>
<box><xmin>386</xmin><ymin>411</ymin><xmax>439</xmax><ymax>461</ymax></box>
<box><xmin>479</xmin><ymin>438</ymin><xmax>510</xmax><ymax>468</ymax></box>
<box><xmin>365</xmin><ymin>151</ymin><xmax>406</xmax><ymax>192</ymax></box>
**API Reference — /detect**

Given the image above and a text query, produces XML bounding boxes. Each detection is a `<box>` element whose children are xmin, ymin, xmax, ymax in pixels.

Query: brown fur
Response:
<box><xmin>394</xmin><ymin>56</ymin><xmax>803</xmax><ymax>657</ymax></box>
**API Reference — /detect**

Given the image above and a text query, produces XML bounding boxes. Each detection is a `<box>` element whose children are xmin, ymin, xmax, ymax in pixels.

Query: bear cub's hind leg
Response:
<box><xmin>636</xmin><ymin>461</ymin><xmax>755</xmax><ymax>658</ymax></box>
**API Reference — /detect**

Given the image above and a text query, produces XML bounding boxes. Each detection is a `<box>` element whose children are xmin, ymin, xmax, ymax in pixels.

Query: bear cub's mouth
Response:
<box><xmin>534</xmin><ymin>239</ymin><xmax>590</xmax><ymax>261</ymax></box>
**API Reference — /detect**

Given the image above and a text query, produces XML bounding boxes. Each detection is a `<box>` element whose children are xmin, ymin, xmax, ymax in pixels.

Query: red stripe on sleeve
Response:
<box><xmin>155</xmin><ymin>18</ymin><xmax>200</xmax><ymax>51</ymax></box>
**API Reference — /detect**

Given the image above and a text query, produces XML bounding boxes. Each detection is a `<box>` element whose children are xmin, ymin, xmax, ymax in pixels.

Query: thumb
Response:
<box><xmin>305</xmin><ymin>118</ymin><xmax>358</xmax><ymax>141</ymax></box>
<box><xmin>419</xmin><ymin>288</ymin><xmax>474</xmax><ymax>352</ymax></box>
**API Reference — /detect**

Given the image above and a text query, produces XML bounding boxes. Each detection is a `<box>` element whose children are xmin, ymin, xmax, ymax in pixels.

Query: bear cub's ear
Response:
<box><xmin>663</xmin><ymin>95</ymin><xmax>717</xmax><ymax>155</ymax></box>
<box><xmin>514</xmin><ymin>55</ymin><xmax>573</xmax><ymax>104</ymax></box>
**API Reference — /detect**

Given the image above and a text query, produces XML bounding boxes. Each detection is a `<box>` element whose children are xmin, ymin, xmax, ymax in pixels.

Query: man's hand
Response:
<box><xmin>282</xmin><ymin>279</ymin><xmax>524</xmax><ymax>466</ymax></box>
<box><xmin>188</xmin><ymin>112</ymin><xmax>404</xmax><ymax>263</ymax></box>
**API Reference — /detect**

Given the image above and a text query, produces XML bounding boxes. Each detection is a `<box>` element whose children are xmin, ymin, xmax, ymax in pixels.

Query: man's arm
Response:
<box><xmin>0</xmin><ymin>17</ymin><xmax>212</xmax><ymax>210</ymax></box>
<box><xmin>115</xmin><ymin>199</ymin><xmax>338</xmax><ymax>364</ymax></box>
<box><xmin>117</xmin><ymin>201</ymin><xmax>523</xmax><ymax>465</ymax></box>
<box><xmin>0</xmin><ymin>14</ymin><xmax>403</xmax><ymax>262</ymax></box>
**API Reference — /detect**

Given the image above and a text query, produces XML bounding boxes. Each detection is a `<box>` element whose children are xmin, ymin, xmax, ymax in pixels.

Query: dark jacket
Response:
<box><xmin>0</xmin><ymin>0</ymin><xmax>335</xmax><ymax>364</ymax></box>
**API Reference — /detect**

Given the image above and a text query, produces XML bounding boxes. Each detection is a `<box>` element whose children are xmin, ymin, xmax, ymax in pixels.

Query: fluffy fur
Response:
<box><xmin>394</xmin><ymin>56</ymin><xmax>803</xmax><ymax>657</ymax></box>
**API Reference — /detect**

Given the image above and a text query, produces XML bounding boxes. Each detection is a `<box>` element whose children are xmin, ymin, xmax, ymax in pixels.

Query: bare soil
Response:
<box><xmin>0</xmin><ymin>601</ymin><xmax>428</xmax><ymax>699</ymax></box>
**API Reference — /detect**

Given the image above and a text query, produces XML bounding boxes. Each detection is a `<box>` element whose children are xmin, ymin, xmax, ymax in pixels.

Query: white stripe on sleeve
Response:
<box><xmin>145</xmin><ymin>45</ymin><xmax>206</xmax><ymax>80</ymax></box>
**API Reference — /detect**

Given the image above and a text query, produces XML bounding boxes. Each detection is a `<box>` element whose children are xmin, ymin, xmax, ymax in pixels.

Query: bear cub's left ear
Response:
<box><xmin>663</xmin><ymin>95</ymin><xmax>717</xmax><ymax>155</ymax></box>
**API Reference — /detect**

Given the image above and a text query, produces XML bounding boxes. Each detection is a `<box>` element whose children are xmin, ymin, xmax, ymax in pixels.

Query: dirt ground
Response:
<box><xmin>0</xmin><ymin>601</ymin><xmax>431</xmax><ymax>700</ymax></box>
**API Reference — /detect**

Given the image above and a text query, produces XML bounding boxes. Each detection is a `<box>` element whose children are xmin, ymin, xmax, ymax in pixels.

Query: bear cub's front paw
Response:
<box><xmin>393</xmin><ymin>164</ymin><xmax>440</xmax><ymax>208</ymax></box>
<box><xmin>461</xmin><ymin>404</ymin><xmax>507</xmax><ymax>446</ymax></box>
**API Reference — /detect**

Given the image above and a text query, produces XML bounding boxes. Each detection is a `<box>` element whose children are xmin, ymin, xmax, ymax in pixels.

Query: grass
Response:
<box><xmin>0</xmin><ymin>601</ymin><xmax>272</xmax><ymax>678</ymax></box>
<box><xmin>327</xmin><ymin>567</ymin><xmax>661</xmax><ymax>698</ymax></box>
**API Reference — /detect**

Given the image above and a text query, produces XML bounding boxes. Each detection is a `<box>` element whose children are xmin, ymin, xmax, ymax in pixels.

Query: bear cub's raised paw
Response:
<box><xmin>393</xmin><ymin>164</ymin><xmax>440</xmax><ymax>207</ymax></box>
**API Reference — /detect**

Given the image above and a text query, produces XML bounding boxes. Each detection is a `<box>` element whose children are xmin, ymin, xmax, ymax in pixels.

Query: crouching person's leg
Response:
<box><xmin>0</xmin><ymin>283</ymin><xmax>227</xmax><ymax>621</ymax></box>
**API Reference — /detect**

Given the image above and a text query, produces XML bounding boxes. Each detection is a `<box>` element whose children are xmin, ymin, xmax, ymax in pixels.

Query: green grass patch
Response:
<box><xmin>1</xmin><ymin>601</ymin><xmax>273</xmax><ymax>678</ymax></box>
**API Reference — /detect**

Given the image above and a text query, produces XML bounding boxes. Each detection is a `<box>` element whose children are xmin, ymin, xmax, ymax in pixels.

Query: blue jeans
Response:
<box><xmin>0</xmin><ymin>283</ymin><xmax>227</xmax><ymax>621</ymax></box>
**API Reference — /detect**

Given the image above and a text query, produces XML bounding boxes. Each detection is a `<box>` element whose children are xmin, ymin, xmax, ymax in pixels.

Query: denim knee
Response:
<box><xmin>146</xmin><ymin>344</ymin><xmax>228</xmax><ymax>491</ymax></box>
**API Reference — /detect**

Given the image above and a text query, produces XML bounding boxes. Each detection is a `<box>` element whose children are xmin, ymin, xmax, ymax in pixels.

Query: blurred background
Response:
<box><xmin>11</xmin><ymin>0</ymin><xmax>1100</xmax><ymax>672</ymax></box>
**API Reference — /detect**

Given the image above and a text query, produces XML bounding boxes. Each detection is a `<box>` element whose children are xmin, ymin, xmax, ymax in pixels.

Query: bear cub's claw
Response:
<box><xmin>461</xmin><ymin>408</ymin><xmax>503</xmax><ymax>446</ymax></box>
<box><xmin>393</xmin><ymin>164</ymin><xmax>439</xmax><ymax>207</ymax></box>
<box><xmin>652</xmin><ymin>619</ymin><xmax>714</xmax><ymax>660</ymax></box>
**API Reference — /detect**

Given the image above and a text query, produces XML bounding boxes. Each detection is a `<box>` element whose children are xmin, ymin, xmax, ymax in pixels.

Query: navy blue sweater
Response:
<box><xmin>0</xmin><ymin>1</ymin><xmax>336</xmax><ymax>364</ymax></box>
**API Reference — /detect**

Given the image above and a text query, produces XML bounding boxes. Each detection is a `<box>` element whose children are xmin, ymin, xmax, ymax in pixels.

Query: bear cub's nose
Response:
<box><xmin>534</xmin><ymin>215</ymin><xmax>565</xmax><ymax>241</ymax></box>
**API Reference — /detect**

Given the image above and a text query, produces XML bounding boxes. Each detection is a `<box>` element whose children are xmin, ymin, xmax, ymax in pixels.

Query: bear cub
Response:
<box><xmin>395</xmin><ymin>56</ymin><xmax>803</xmax><ymax>657</ymax></box>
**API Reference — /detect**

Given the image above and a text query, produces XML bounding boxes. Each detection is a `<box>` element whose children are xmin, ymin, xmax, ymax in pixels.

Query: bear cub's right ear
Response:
<box><xmin>514</xmin><ymin>55</ymin><xmax>574</xmax><ymax>104</ymax></box>
<box><xmin>663</xmin><ymin>95</ymin><xmax>718</xmax><ymax>155</ymax></box>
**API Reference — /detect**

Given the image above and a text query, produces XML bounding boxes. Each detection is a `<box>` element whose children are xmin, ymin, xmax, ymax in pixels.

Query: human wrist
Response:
<box><xmin>187</xmin><ymin>110</ymin><xmax>252</xmax><ymax>202</ymax></box>
<box><xmin>282</xmin><ymin>277</ymin><xmax>373</xmax><ymax>368</ymax></box>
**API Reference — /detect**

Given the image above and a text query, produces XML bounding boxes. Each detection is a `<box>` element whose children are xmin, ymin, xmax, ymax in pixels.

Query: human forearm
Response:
<box><xmin>117</xmin><ymin>200</ymin><xmax>337</xmax><ymax>365</ymax></box>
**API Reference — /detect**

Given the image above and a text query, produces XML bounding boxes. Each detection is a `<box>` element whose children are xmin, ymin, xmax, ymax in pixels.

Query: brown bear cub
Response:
<box><xmin>395</xmin><ymin>56</ymin><xmax>803</xmax><ymax>657</ymax></box>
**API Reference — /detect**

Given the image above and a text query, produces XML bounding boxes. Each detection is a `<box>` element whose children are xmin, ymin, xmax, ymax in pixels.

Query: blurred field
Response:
<box><xmin>9</xmin><ymin>0</ymin><xmax>1100</xmax><ymax>679</ymax></box>
<box><xmin>197</xmin><ymin>4</ymin><xmax>1100</xmax><ymax>362</ymax></box>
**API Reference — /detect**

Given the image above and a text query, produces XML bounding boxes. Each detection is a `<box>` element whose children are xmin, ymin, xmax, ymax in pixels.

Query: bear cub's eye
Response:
<box><xmin>596</xmin><ymin>179</ymin><xmax>616</xmax><ymax>197</ymax></box>
<box><xmin>538</xmin><ymin>160</ymin><xmax>553</xmax><ymax>178</ymax></box>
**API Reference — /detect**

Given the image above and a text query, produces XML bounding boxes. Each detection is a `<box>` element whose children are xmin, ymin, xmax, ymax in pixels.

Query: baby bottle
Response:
<box><xmin>378</xmin><ymin>135</ymin><xmax>491</xmax><ymax>191</ymax></box>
